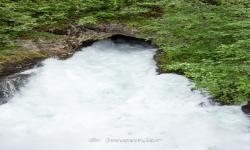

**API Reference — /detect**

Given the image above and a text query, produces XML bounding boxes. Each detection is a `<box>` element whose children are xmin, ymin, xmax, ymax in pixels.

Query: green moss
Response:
<box><xmin>18</xmin><ymin>31</ymin><xmax>62</xmax><ymax>40</ymax></box>
<box><xmin>126</xmin><ymin>0</ymin><xmax>250</xmax><ymax>104</ymax></box>
<box><xmin>0</xmin><ymin>47</ymin><xmax>49</xmax><ymax>63</ymax></box>
<box><xmin>78</xmin><ymin>16</ymin><xmax>98</xmax><ymax>26</ymax></box>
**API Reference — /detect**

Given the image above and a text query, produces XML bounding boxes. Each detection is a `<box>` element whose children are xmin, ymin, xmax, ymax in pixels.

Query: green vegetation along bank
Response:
<box><xmin>0</xmin><ymin>0</ymin><xmax>249</xmax><ymax>104</ymax></box>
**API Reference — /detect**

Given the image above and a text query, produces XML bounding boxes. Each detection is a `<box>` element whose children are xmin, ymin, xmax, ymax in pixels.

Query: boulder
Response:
<box><xmin>241</xmin><ymin>101</ymin><xmax>250</xmax><ymax>114</ymax></box>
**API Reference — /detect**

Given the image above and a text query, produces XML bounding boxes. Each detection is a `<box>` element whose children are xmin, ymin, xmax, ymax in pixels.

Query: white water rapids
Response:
<box><xmin>0</xmin><ymin>39</ymin><xmax>249</xmax><ymax>150</ymax></box>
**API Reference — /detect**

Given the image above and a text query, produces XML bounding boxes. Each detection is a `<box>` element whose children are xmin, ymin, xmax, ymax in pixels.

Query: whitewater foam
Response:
<box><xmin>0</xmin><ymin>39</ymin><xmax>249</xmax><ymax>150</ymax></box>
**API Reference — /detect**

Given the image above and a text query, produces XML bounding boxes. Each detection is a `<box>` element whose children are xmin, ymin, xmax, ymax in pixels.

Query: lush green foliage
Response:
<box><xmin>135</xmin><ymin>0</ymin><xmax>250</xmax><ymax>104</ymax></box>
<box><xmin>0</xmin><ymin>0</ymin><xmax>158</xmax><ymax>46</ymax></box>
<box><xmin>0</xmin><ymin>0</ymin><xmax>249</xmax><ymax>104</ymax></box>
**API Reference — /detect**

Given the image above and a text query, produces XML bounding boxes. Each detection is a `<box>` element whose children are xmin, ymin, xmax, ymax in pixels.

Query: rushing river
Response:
<box><xmin>0</xmin><ymin>39</ymin><xmax>249</xmax><ymax>150</ymax></box>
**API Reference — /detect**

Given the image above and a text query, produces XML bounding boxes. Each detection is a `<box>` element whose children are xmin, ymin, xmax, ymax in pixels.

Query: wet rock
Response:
<box><xmin>241</xmin><ymin>101</ymin><xmax>250</xmax><ymax>114</ymax></box>
<box><xmin>0</xmin><ymin>74</ymin><xmax>31</xmax><ymax>104</ymax></box>
<box><xmin>1</xmin><ymin>24</ymin><xmax>139</xmax><ymax>77</ymax></box>
<box><xmin>28</xmin><ymin>24</ymin><xmax>138</xmax><ymax>56</ymax></box>
<box><xmin>199</xmin><ymin>102</ymin><xmax>208</xmax><ymax>107</ymax></box>
<box><xmin>0</xmin><ymin>58</ymin><xmax>44</xmax><ymax>77</ymax></box>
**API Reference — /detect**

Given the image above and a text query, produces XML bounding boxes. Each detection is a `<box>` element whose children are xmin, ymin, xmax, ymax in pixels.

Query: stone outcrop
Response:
<box><xmin>19</xmin><ymin>25</ymin><xmax>134</xmax><ymax>60</ymax></box>
<box><xmin>0</xmin><ymin>56</ymin><xmax>45</xmax><ymax>77</ymax></box>
<box><xmin>241</xmin><ymin>102</ymin><xmax>250</xmax><ymax>114</ymax></box>
<box><xmin>0</xmin><ymin>24</ymin><xmax>139</xmax><ymax>77</ymax></box>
